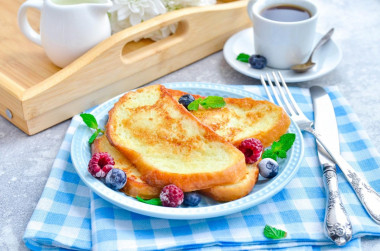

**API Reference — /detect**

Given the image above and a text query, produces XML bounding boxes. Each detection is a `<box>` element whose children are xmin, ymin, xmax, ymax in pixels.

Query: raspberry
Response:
<box><xmin>238</xmin><ymin>138</ymin><xmax>263</xmax><ymax>164</ymax></box>
<box><xmin>88</xmin><ymin>152</ymin><xmax>115</xmax><ymax>178</ymax></box>
<box><xmin>160</xmin><ymin>184</ymin><xmax>184</xmax><ymax>207</ymax></box>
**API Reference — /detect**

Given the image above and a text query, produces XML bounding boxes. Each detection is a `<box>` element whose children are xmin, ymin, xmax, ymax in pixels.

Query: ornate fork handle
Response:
<box><xmin>323</xmin><ymin>164</ymin><xmax>352</xmax><ymax>245</ymax></box>
<box><xmin>308</xmin><ymin>128</ymin><xmax>380</xmax><ymax>224</ymax></box>
<box><xmin>260</xmin><ymin>71</ymin><xmax>380</xmax><ymax>225</ymax></box>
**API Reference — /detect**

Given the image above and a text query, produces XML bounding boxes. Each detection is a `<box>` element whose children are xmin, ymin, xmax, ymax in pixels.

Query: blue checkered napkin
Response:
<box><xmin>23</xmin><ymin>118</ymin><xmax>92</xmax><ymax>250</ymax></box>
<box><xmin>23</xmin><ymin>85</ymin><xmax>380</xmax><ymax>250</ymax></box>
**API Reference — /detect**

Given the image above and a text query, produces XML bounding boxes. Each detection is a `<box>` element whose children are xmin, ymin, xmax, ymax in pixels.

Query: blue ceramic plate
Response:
<box><xmin>71</xmin><ymin>82</ymin><xmax>304</xmax><ymax>220</ymax></box>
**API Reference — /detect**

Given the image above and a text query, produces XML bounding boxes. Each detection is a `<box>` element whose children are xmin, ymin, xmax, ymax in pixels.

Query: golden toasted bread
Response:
<box><xmin>106</xmin><ymin>85</ymin><xmax>246</xmax><ymax>192</ymax></box>
<box><xmin>92</xmin><ymin>135</ymin><xmax>161</xmax><ymax>199</ymax></box>
<box><xmin>92</xmin><ymin>134</ymin><xmax>260</xmax><ymax>201</ymax></box>
<box><xmin>168</xmin><ymin>89</ymin><xmax>291</xmax><ymax>148</ymax></box>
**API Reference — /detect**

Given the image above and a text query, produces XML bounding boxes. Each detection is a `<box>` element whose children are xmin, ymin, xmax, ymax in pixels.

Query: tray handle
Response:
<box><xmin>97</xmin><ymin>0</ymin><xmax>250</xmax><ymax>68</ymax></box>
<box><xmin>120</xmin><ymin>21</ymin><xmax>189</xmax><ymax>65</ymax></box>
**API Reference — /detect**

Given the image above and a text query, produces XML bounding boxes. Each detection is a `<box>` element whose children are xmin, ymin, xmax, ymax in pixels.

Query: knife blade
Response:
<box><xmin>310</xmin><ymin>86</ymin><xmax>352</xmax><ymax>246</ymax></box>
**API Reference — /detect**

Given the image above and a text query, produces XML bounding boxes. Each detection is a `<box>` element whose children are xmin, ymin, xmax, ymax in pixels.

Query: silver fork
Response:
<box><xmin>261</xmin><ymin>72</ymin><xmax>380</xmax><ymax>226</ymax></box>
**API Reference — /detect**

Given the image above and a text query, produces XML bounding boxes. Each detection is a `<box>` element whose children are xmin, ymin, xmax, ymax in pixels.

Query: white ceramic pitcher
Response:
<box><xmin>18</xmin><ymin>0</ymin><xmax>112</xmax><ymax>68</ymax></box>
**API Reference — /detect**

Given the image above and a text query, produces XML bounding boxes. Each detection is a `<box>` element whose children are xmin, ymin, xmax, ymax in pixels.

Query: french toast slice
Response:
<box><xmin>106</xmin><ymin>85</ymin><xmax>246</xmax><ymax>192</ymax></box>
<box><xmin>92</xmin><ymin>134</ymin><xmax>259</xmax><ymax>201</ymax></box>
<box><xmin>168</xmin><ymin>89</ymin><xmax>291</xmax><ymax>148</ymax></box>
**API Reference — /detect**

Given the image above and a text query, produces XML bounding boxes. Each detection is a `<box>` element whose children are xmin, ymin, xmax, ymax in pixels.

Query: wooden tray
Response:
<box><xmin>0</xmin><ymin>0</ymin><xmax>251</xmax><ymax>135</ymax></box>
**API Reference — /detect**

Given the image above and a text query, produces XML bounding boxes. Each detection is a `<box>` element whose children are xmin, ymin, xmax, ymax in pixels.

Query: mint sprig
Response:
<box><xmin>262</xmin><ymin>133</ymin><xmax>296</xmax><ymax>161</ymax></box>
<box><xmin>188</xmin><ymin>96</ymin><xmax>226</xmax><ymax>111</ymax></box>
<box><xmin>188</xmin><ymin>98</ymin><xmax>203</xmax><ymax>111</ymax></box>
<box><xmin>136</xmin><ymin>196</ymin><xmax>162</xmax><ymax>206</ymax></box>
<box><xmin>236</xmin><ymin>53</ymin><xmax>250</xmax><ymax>63</ymax></box>
<box><xmin>264</xmin><ymin>225</ymin><xmax>287</xmax><ymax>239</ymax></box>
<box><xmin>80</xmin><ymin>113</ymin><xmax>104</xmax><ymax>144</ymax></box>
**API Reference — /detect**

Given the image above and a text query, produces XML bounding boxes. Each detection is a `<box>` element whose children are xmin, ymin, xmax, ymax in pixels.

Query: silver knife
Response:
<box><xmin>310</xmin><ymin>86</ymin><xmax>352</xmax><ymax>246</ymax></box>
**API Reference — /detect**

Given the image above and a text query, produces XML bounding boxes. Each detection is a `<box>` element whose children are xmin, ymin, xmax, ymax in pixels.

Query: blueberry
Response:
<box><xmin>258</xmin><ymin>158</ymin><xmax>279</xmax><ymax>179</ymax></box>
<box><xmin>178</xmin><ymin>94</ymin><xmax>195</xmax><ymax>109</ymax></box>
<box><xmin>105</xmin><ymin>168</ymin><xmax>127</xmax><ymax>190</ymax></box>
<box><xmin>183</xmin><ymin>192</ymin><xmax>201</xmax><ymax>206</ymax></box>
<box><xmin>249</xmin><ymin>55</ymin><xmax>267</xmax><ymax>69</ymax></box>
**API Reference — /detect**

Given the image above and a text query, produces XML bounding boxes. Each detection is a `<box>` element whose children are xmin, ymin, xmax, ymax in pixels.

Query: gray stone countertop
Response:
<box><xmin>1</xmin><ymin>0</ymin><xmax>380</xmax><ymax>250</ymax></box>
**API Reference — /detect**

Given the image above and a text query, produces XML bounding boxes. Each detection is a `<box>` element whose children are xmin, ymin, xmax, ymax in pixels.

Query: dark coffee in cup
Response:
<box><xmin>261</xmin><ymin>4</ymin><xmax>311</xmax><ymax>22</ymax></box>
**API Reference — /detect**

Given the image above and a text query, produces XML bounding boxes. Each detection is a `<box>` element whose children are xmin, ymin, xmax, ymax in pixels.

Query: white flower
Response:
<box><xmin>161</xmin><ymin>0</ymin><xmax>184</xmax><ymax>11</ymax></box>
<box><xmin>108</xmin><ymin>0</ymin><xmax>217</xmax><ymax>40</ymax></box>
<box><xmin>109</xmin><ymin>0</ymin><xmax>167</xmax><ymax>33</ymax></box>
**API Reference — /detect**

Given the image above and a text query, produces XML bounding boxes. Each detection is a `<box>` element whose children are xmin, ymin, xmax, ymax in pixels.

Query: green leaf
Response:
<box><xmin>270</xmin><ymin>141</ymin><xmax>281</xmax><ymax>153</ymax></box>
<box><xmin>200</xmin><ymin>96</ymin><xmax>226</xmax><ymax>109</ymax></box>
<box><xmin>80</xmin><ymin>113</ymin><xmax>98</xmax><ymax>129</ymax></box>
<box><xmin>277</xmin><ymin>150</ymin><xmax>287</xmax><ymax>159</ymax></box>
<box><xmin>262</xmin><ymin>149</ymin><xmax>277</xmax><ymax>161</ymax></box>
<box><xmin>88</xmin><ymin>130</ymin><xmax>100</xmax><ymax>144</ymax></box>
<box><xmin>236</xmin><ymin>53</ymin><xmax>250</xmax><ymax>63</ymax></box>
<box><xmin>263</xmin><ymin>225</ymin><xmax>287</xmax><ymax>239</ymax></box>
<box><xmin>263</xmin><ymin>133</ymin><xmax>296</xmax><ymax>160</ymax></box>
<box><xmin>278</xmin><ymin>133</ymin><xmax>296</xmax><ymax>152</ymax></box>
<box><xmin>136</xmin><ymin>196</ymin><xmax>162</xmax><ymax>206</ymax></box>
<box><xmin>188</xmin><ymin>98</ymin><xmax>203</xmax><ymax>111</ymax></box>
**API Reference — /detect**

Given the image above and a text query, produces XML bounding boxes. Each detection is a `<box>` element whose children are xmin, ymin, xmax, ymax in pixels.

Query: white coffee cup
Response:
<box><xmin>18</xmin><ymin>0</ymin><xmax>112</xmax><ymax>68</ymax></box>
<box><xmin>247</xmin><ymin>0</ymin><xmax>319</xmax><ymax>69</ymax></box>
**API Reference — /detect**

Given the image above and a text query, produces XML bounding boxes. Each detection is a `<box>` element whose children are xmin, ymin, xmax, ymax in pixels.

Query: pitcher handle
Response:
<box><xmin>18</xmin><ymin>0</ymin><xmax>43</xmax><ymax>46</ymax></box>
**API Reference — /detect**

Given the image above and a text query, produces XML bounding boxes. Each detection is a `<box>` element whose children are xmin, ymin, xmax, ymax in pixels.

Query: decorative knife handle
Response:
<box><xmin>323</xmin><ymin>164</ymin><xmax>352</xmax><ymax>246</ymax></box>
<box><xmin>313</xmin><ymin>131</ymin><xmax>380</xmax><ymax>224</ymax></box>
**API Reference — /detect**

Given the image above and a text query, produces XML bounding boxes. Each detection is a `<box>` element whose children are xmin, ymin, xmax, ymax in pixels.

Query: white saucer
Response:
<box><xmin>223</xmin><ymin>28</ymin><xmax>342</xmax><ymax>83</ymax></box>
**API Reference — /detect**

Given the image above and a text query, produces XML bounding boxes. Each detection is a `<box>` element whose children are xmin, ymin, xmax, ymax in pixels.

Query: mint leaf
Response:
<box><xmin>80</xmin><ymin>113</ymin><xmax>98</xmax><ymax>129</ymax></box>
<box><xmin>188</xmin><ymin>96</ymin><xmax>226</xmax><ymax>111</ymax></box>
<box><xmin>136</xmin><ymin>196</ymin><xmax>162</xmax><ymax>206</ymax></box>
<box><xmin>278</xmin><ymin>133</ymin><xmax>296</xmax><ymax>152</ymax></box>
<box><xmin>262</xmin><ymin>149</ymin><xmax>277</xmax><ymax>161</ymax></box>
<box><xmin>264</xmin><ymin>225</ymin><xmax>287</xmax><ymax>239</ymax></box>
<box><xmin>271</xmin><ymin>141</ymin><xmax>281</xmax><ymax>153</ymax></box>
<box><xmin>88</xmin><ymin>128</ymin><xmax>103</xmax><ymax>144</ymax></box>
<box><xmin>278</xmin><ymin>150</ymin><xmax>287</xmax><ymax>159</ymax></box>
<box><xmin>200</xmin><ymin>96</ymin><xmax>226</xmax><ymax>109</ymax></box>
<box><xmin>80</xmin><ymin>113</ymin><xmax>105</xmax><ymax>144</ymax></box>
<box><xmin>188</xmin><ymin>98</ymin><xmax>203</xmax><ymax>111</ymax></box>
<box><xmin>89</xmin><ymin>131</ymin><xmax>99</xmax><ymax>144</ymax></box>
<box><xmin>236</xmin><ymin>53</ymin><xmax>250</xmax><ymax>63</ymax></box>
<box><xmin>263</xmin><ymin>133</ymin><xmax>296</xmax><ymax>160</ymax></box>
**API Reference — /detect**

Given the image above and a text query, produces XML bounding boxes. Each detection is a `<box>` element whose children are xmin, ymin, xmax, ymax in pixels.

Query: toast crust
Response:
<box><xmin>167</xmin><ymin>89</ymin><xmax>291</xmax><ymax>147</ymax></box>
<box><xmin>106</xmin><ymin>85</ymin><xmax>246</xmax><ymax>192</ymax></box>
<box><xmin>200</xmin><ymin>163</ymin><xmax>259</xmax><ymax>202</ymax></box>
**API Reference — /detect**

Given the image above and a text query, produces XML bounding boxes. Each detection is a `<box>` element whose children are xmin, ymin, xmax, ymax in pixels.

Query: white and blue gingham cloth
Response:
<box><xmin>23</xmin><ymin>85</ymin><xmax>380</xmax><ymax>250</ymax></box>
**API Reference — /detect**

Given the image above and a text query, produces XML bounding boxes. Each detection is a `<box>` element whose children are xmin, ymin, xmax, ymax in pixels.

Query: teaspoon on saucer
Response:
<box><xmin>291</xmin><ymin>28</ymin><xmax>335</xmax><ymax>73</ymax></box>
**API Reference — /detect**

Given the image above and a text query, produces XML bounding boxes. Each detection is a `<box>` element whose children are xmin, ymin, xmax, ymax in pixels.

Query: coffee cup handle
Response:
<box><xmin>18</xmin><ymin>0</ymin><xmax>43</xmax><ymax>46</ymax></box>
<box><xmin>247</xmin><ymin>0</ymin><xmax>257</xmax><ymax>22</ymax></box>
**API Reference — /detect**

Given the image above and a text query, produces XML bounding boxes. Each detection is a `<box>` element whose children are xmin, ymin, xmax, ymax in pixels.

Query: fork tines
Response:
<box><xmin>260</xmin><ymin>71</ymin><xmax>301</xmax><ymax>116</ymax></box>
